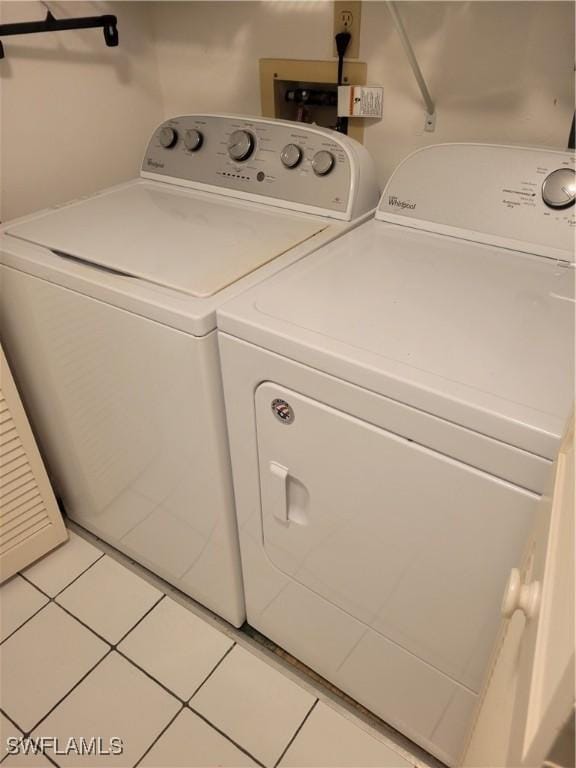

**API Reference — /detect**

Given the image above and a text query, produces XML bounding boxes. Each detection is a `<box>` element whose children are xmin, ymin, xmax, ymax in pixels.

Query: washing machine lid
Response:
<box><xmin>5</xmin><ymin>181</ymin><xmax>327</xmax><ymax>298</ymax></box>
<box><xmin>219</xmin><ymin>220</ymin><xmax>574</xmax><ymax>459</ymax></box>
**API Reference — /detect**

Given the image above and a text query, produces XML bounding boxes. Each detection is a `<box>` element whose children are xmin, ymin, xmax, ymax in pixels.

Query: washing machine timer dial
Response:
<box><xmin>228</xmin><ymin>130</ymin><xmax>255</xmax><ymax>161</ymax></box>
<box><xmin>541</xmin><ymin>168</ymin><xmax>575</xmax><ymax>209</ymax></box>
<box><xmin>280</xmin><ymin>144</ymin><xmax>303</xmax><ymax>169</ymax></box>
<box><xmin>158</xmin><ymin>126</ymin><xmax>178</xmax><ymax>149</ymax></box>
<box><xmin>312</xmin><ymin>150</ymin><xmax>335</xmax><ymax>177</ymax></box>
<box><xmin>184</xmin><ymin>129</ymin><xmax>203</xmax><ymax>152</ymax></box>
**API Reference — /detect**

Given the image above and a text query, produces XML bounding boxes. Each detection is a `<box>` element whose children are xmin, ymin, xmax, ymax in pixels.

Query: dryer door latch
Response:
<box><xmin>269</xmin><ymin>462</ymin><xmax>290</xmax><ymax>524</ymax></box>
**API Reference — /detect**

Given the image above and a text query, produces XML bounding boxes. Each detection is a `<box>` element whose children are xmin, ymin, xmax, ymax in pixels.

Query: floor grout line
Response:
<box><xmin>65</xmin><ymin>520</ymin><xmax>246</xmax><ymax>643</ymax></box>
<box><xmin>51</xmin><ymin>601</ymin><xmax>115</xmax><ymax>648</ymax></box>
<box><xmin>273</xmin><ymin>698</ymin><xmax>318</xmax><ymax>768</ymax></box>
<box><xmin>0</xmin><ymin>707</ymin><xmax>28</xmax><ymax>767</ymax></box>
<box><xmin>44</xmin><ymin>751</ymin><xmax>60</xmax><ymax>767</ymax></box>
<box><xmin>75</xmin><ymin>530</ymin><xmax>426</xmax><ymax>764</ymax></box>
<box><xmin>0</xmin><ymin>706</ymin><xmax>22</xmax><ymax>734</ymax></box>
<box><xmin>0</xmin><ymin>735</ymin><xmax>62</xmax><ymax>768</ymax></box>
<box><xmin>114</xmin><ymin>593</ymin><xmax>166</xmax><ymax>646</ymax></box>
<box><xmin>18</xmin><ymin>572</ymin><xmax>51</xmax><ymax>598</ymax></box>
<box><xmin>239</xmin><ymin>626</ymin><xmax>440</xmax><ymax>767</ymax></box>
<box><xmin>52</xmin><ymin>589</ymin><xmax>164</xmax><ymax>651</ymax></box>
<box><xmin>12</xmin><ymin>572</ymin><xmax>49</xmax><ymax>600</ymax></box>
<box><xmin>187</xmin><ymin>642</ymin><xmax>236</xmax><ymax>701</ymax></box>
<box><xmin>132</xmin><ymin>704</ymin><xmax>186</xmax><ymax>768</ymax></box>
<box><xmin>186</xmin><ymin>705</ymin><xmax>267</xmax><ymax>768</ymax></box>
<box><xmin>0</xmin><ymin>598</ymin><xmax>50</xmax><ymax>647</ymax></box>
<box><xmin>3</xmin><ymin>587</ymin><xmax>248</xmax><ymax>763</ymax></box>
<box><xmin>0</xmin><ymin>707</ymin><xmax>26</xmax><ymax>737</ymax></box>
<box><xmin>27</xmin><ymin>649</ymin><xmax>114</xmax><ymax>736</ymax></box>
<box><xmin>52</xmin><ymin>552</ymin><xmax>107</xmax><ymax>599</ymax></box>
<box><xmin>18</xmin><ymin>549</ymin><xmax>105</xmax><ymax>602</ymax></box>
<box><xmin>115</xmin><ymin>648</ymin><xmax>186</xmax><ymax>705</ymax></box>
<box><xmin>115</xmin><ymin>641</ymin><xmax>269</xmax><ymax>768</ymax></box>
<box><xmin>4</xmin><ymin>524</ymin><xmax>440</xmax><ymax>768</ymax></box>
<box><xmin>5</xmin><ymin>550</ymin><xmax>108</xmax><ymax>648</ymax></box>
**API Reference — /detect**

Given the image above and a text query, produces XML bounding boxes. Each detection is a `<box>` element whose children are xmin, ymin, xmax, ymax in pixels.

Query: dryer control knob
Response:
<box><xmin>158</xmin><ymin>126</ymin><xmax>178</xmax><ymax>149</ymax></box>
<box><xmin>312</xmin><ymin>150</ymin><xmax>335</xmax><ymax>176</ymax></box>
<box><xmin>281</xmin><ymin>144</ymin><xmax>303</xmax><ymax>169</ymax></box>
<box><xmin>228</xmin><ymin>130</ymin><xmax>255</xmax><ymax>161</ymax></box>
<box><xmin>542</xmin><ymin>168</ymin><xmax>575</xmax><ymax>209</ymax></box>
<box><xmin>184</xmin><ymin>129</ymin><xmax>203</xmax><ymax>152</ymax></box>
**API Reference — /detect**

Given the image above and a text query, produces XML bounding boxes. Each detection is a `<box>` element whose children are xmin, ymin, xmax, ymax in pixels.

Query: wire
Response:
<box><xmin>335</xmin><ymin>31</ymin><xmax>351</xmax><ymax>134</ymax></box>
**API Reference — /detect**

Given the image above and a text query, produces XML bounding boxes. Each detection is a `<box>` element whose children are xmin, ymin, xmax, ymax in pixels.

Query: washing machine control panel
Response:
<box><xmin>141</xmin><ymin>115</ymin><xmax>354</xmax><ymax>217</ymax></box>
<box><xmin>378</xmin><ymin>144</ymin><xmax>575</xmax><ymax>262</ymax></box>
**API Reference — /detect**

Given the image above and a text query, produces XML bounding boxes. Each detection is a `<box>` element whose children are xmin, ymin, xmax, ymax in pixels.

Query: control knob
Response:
<box><xmin>184</xmin><ymin>129</ymin><xmax>203</xmax><ymax>152</ymax></box>
<box><xmin>280</xmin><ymin>143</ymin><xmax>303</xmax><ymax>169</ymax></box>
<box><xmin>228</xmin><ymin>130</ymin><xmax>255</xmax><ymax>161</ymax></box>
<box><xmin>312</xmin><ymin>150</ymin><xmax>335</xmax><ymax>176</ymax></box>
<box><xmin>541</xmin><ymin>168</ymin><xmax>575</xmax><ymax>209</ymax></box>
<box><xmin>158</xmin><ymin>126</ymin><xmax>178</xmax><ymax>149</ymax></box>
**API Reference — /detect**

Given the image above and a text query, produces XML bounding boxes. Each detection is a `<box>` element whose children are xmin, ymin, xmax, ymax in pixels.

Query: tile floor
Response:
<box><xmin>0</xmin><ymin>529</ymin><xmax>430</xmax><ymax>768</ymax></box>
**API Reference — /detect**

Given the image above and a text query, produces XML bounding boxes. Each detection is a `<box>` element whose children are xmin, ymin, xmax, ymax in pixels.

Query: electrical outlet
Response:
<box><xmin>333</xmin><ymin>1</ymin><xmax>361</xmax><ymax>59</ymax></box>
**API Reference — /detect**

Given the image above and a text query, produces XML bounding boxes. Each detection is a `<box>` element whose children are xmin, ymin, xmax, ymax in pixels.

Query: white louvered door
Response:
<box><xmin>0</xmin><ymin>345</ymin><xmax>67</xmax><ymax>582</ymax></box>
<box><xmin>462</xmin><ymin>415</ymin><xmax>574</xmax><ymax>767</ymax></box>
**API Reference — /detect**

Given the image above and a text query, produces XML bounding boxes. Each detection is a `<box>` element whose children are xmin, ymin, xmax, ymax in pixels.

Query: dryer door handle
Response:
<box><xmin>269</xmin><ymin>461</ymin><xmax>289</xmax><ymax>523</ymax></box>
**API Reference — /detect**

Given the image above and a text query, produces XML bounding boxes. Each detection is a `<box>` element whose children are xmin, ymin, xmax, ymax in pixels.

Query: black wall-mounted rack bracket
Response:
<box><xmin>0</xmin><ymin>10</ymin><xmax>118</xmax><ymax>59</ymax></box>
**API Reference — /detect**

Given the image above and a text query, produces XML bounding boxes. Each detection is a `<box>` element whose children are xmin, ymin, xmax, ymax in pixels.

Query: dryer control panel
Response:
<box><xmin>378</xmin><ymin>144</ymin><xmax>575</xmax><ymax>262</ymax></box>
<box><xmin>141</xmin><ymin>115</ymin><xmax>370</xmax><ymax>219</ymax></box>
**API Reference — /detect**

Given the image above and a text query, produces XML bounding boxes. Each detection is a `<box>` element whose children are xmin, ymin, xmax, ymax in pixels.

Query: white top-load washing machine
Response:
<box><xmin>0</xmin><ymin>115</ymin><xmax>378</xmax><ymax>626</ymax></box>
<box><xmin>217</xmin><ymin>144</ymin><xmax>575</xmax><ymax>761</ymax></box>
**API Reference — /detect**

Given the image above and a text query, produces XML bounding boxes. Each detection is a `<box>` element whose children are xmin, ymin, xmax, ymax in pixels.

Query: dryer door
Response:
<box><xmin>255</xmin><ymin>382</ymin><xmax>538</xmax><ymax>694</ymax></box>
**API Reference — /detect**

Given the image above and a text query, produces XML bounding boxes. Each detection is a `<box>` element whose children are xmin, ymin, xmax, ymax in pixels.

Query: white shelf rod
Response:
<box><xmin>386</xmin><ymin>1</ymin><xmax>436</xmax><ymax>129</ymax></box>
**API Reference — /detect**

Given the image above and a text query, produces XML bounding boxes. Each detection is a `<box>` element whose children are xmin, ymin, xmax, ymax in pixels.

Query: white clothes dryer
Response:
<box><xmin>217</xmin><ymin>144</ymin><xmax>574</xmax><ymax>758</ymax></box>
<box><xmin>0</xmin><ymin>115</ymin><xmax>378</xmax><ymax>626</ymax></box>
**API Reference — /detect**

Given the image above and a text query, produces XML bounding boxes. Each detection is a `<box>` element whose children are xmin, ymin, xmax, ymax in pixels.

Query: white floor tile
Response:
<box><xmin>139</xmin><ymin>708</ymin><xmax>257</xmax><ymax>767</ymax></box>
<box><xmin>35</xmin><ymin>652</ymin><xmax>181</xmax><ymax>767</ymax></box>
<box><xmin>0</xmin><ymin>603</ymin><xmax>108</xmax><ymax>732</ymax></box>
<box><xmin>118</xmin><ymin>597</ymin><xmax>233</xmax><ymax>700</ymax></box>
<box><xmin>2</xmin><ymin>753</ymin><xmax>54</xmax><ymax>766</ymax></box>
<box><xmin>191</xmin><ymin>646</ymin><xmax>315</xmax><ymax>767</ymax></box>
<box><xmin>1</xmin><ymin>711</ymin><xmax>22</xmax><ymax>761</ymax></box>
<box><xmin>279</xmin><ymin>702</ymin><xmax>412</xmax><ymax>767</ymax></box>
<box><xmin>23</xmin><ymin>530</ymin><xmax>102</xmax><ymax>597</ymax></box>
<box><xmin>56</xmin><ymin>556</ymin><xmax>161</xmax><ymax>643</ymax></box>
<box><xmin>0</xmin><ymin>576</ymin><xmax>48</xmax><ymax>642</ymax></box>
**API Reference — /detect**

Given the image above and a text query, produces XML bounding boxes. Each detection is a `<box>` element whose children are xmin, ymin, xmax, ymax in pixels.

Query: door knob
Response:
<box><xmin>501</xmin><ymin>567</ymin><xmax>540</xmax><ymax>620</ymax></box>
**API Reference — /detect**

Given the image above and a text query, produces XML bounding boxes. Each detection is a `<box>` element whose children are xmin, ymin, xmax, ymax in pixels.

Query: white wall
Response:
<box><xmin>361</xmin><ymin>1</ymin><xmax>575</xmax><ymax>184</ymax></box>
<box><xmin>150</xmin><ymin>1</ymin><xmax>333</xmax><ymax>114</ymax></box>
<box><xmin>0</xmin><ymin>1</ymin><xmax>164</xmax><ymax>221</ymax></box>
<box><xmin>151</xmin><ymin>1</ymin><xmax>575</xmax><ymax>187</ymax></box>
<box><xmin>1</xmin><ymin>1</ymin><xmax>573</xmax><ymax>220</ymax></box>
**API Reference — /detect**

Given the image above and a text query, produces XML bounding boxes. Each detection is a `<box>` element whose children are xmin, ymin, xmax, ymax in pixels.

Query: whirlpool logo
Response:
<box><xmin>388</xmin><ymin>195</ymin><xmax>416</xmax><ymax>210</ymax></box>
